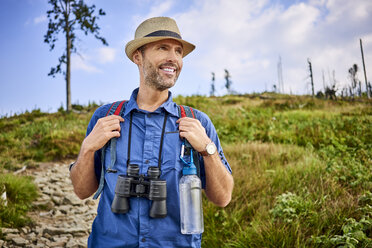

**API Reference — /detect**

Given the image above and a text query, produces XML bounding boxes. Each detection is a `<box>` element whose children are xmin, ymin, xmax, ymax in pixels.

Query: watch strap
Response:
<box><xmin>200</xmin><ymin>150</ymin><xmax>209</xmax><ymax>156</ymax></box>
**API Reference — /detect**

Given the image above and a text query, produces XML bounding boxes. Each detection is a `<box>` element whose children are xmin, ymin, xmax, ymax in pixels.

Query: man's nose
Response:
<box><xmin>166</xmin><ymin>49</ymin><xmax>178</xmax><ymax>62</ymax></box>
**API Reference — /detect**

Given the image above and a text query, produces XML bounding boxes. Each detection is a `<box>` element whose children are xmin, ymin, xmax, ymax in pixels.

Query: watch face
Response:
<box><xmin>206</xmin><ymin>143</ymin><xmax>217</xmax><ymax>155</ymax></box>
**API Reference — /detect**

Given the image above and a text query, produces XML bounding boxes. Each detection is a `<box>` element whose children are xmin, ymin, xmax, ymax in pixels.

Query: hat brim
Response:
<box><xmin>125</xmin><ymin>36</ymin><xmax>195</xmax><ymax>62</ymax></box>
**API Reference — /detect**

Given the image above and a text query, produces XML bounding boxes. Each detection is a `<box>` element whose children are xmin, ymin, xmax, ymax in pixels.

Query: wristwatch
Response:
<box><xmin>200</xmin><ymin>141</ymin><xmax>217</xmax><ymax>157</ymax></box>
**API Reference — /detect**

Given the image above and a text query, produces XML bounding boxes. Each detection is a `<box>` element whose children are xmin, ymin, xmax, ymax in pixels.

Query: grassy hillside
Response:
<box><xmin>0</xmin><ymin>95</ymin><xmax>371</xmax><ymax>247</ymax></box>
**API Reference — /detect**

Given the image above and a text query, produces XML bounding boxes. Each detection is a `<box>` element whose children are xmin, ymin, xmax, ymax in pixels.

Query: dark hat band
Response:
<box><xmin>144</xmin><ymin>30</ymin><xmax>182</xmax><ymax>39</ymax></box>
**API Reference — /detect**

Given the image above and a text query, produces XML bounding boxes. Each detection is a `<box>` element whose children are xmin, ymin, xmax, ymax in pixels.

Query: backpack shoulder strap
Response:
<box><xmin>178</xmin><ymin>104</ymin><xmax>196</xmax><ymax>119</ymax></box>
<box><xmin>177</xmin><ymin>105</ymin><xmax>201</xmax><ymax>178</ymax></box>
<box><xmin>93</xmin><ymin>100</ymin><xmax>127</xmax><ymax>199</ymax></box>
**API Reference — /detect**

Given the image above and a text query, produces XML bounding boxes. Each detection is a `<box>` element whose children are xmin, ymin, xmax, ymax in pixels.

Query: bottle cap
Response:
<box><xmin>182</xmin><ymin>163</ymin><xmax>197</xmax><ymax>175</ymax></box>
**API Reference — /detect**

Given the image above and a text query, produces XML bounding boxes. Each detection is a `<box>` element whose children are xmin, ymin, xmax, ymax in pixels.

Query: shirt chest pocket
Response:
<box><xmin>161</xmin><ymin>132</ymin><xmax>183</xmax><ymax>172</ymax></box>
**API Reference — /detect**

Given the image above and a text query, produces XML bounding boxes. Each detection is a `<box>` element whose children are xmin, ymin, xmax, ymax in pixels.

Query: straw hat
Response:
<box><xmin>125</xmin><ymin>17</ymin><xmax>195</xmax><ymax>62</ymax></box>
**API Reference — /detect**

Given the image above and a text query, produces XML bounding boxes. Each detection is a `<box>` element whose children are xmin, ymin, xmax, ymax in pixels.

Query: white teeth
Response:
<box><xmin>163</xmin><ymin>68</ymin><xmax>174</xmax><ymax>72</ymax></box>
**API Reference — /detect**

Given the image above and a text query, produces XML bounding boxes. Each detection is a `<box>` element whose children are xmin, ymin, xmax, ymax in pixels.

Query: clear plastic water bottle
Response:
<box><xmin>179</xmin><ymin>148</ymin><xmax>204</xmax><ymax>234</ymax></box>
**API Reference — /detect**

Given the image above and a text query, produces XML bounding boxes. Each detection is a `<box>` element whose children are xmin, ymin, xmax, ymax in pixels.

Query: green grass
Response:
<box><xmin>0</xmin><ymin>173</ymin><xmax>38</xmax><ymax>229</ymax></box>
<box><xmin>0</xmin><ymin>108</ymin><xmax>93</xmax><ymax>171</ymax></box>
<box><xmin>0</xmin><ymin>95</ymin><xmax>371</xmax><ymax>247</ymax></box>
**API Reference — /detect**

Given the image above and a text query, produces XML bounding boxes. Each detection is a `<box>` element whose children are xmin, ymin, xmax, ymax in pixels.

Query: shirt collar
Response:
<box><xmin>123</xmin><ymin>87</ymin><xmax>179</xmax><ymax>117</ymax></box>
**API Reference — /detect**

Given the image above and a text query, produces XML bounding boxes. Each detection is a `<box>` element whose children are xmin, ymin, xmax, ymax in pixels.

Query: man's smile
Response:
<box><xmin>159</xmin><ymin>64</ymin><xmax>177</xmax><ymax>76</ymax></box>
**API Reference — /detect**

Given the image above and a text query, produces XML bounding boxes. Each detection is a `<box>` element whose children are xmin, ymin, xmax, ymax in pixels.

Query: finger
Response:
<box><xmin>178</xmin><ymin>118</ymin><xmax>201</xmax><ymax>129</ymax></box>
<box><xmin>111</xmin><ymin>131</ymin><xmax>121</xmax><ymax>138</ymax></box>
<box><xmin>103</xmin><ymin>130</ymin><xmax>121</xmax><ymax>140</ymax></box>
<box><xmin>178</xmin><ymin>131</ymin><xmax>187</xmax><ymax>139</ymax></box>
<box><xmin>176</xmin><ymin>117</ymin><xmax>194</xmax><ymax>123</ymax></box>
<box><xmin>104</xmin><ymin>123</ymin><xmax>121</xmax><ymax>132</ymax></box>
<box><xmin>104</xmin><ymin>118</ymin><xmax>123</xmax><ymax>127</ymax></box>
<box><xmin>179</xmin><ymin>122</ymin><xmax>200</xmax><ymax>132</ymax></box>
<box><xmin>103</xmin><ymin>115</ymin><xmax>125</xmax><ymax>122</ymax></box>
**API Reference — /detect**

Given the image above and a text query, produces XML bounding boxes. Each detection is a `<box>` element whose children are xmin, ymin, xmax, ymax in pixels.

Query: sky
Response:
<box><xmin>0</xmin><ymin>0</ymin><xmax>371</xmax><ymax>116</ymax></box>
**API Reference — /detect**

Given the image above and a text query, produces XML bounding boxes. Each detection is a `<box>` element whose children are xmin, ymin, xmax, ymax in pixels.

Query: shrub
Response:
<box><xmin>0</xmin><ymin>173</ymin><xmax>38</xmax><ymax>228</ymax></box>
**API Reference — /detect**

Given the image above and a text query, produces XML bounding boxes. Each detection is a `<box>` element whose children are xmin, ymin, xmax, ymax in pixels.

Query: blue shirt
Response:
<box><xmin>86</xmin><ymin>88</ymin><xmax>232</xmax><ymax>248</ymax></box>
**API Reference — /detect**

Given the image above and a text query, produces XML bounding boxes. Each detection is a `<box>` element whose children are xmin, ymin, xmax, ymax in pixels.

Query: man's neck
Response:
<box><xmin>136</xmin><ymin>86</ymin><xmax>169</xmax><ymax>112</ymax></box>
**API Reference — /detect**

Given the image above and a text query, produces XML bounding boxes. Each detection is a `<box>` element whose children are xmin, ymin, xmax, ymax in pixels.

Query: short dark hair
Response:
<box><xmin>137</xmin><ymin>45</ymin><xmax>147</xmax><ymax>57</ymax></box>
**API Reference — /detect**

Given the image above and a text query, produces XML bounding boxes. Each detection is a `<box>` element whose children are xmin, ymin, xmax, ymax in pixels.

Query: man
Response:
<box><xmin>70</xmin><ymin>17</ymin><xmax>233</xmax><ymax>247</ymax></box>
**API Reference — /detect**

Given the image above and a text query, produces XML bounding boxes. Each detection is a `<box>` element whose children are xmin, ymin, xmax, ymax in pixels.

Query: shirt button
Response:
<box><xmin>145</xmin><ymin>160</ymin><xmax>149</xmax><ymax>164</ymax></box>
<box><xmin>141</xmin><ymin>238</ymin><xmax>146</xmax><ymax>242</ymax></box>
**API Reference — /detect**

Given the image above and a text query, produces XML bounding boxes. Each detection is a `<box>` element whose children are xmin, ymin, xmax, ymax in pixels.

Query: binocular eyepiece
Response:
<box><xmin>111</xmin><ymin>164</ymin><xmax>167</xmax><ymax>218</ymax></box>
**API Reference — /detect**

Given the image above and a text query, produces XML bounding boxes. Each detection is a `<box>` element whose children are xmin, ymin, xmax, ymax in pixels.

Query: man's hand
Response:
<box><xmin>177</xmin><ymin>117</ymin><xmax>234</xmax><ymax>207</ymax></box>
<box><xmin>176</xmin><ymin>117</ymin><xmax>210</xmax><ymax>152</ymax></box>
<box><xmin>82</xmin><ymin>115</ymin><xmax>124</xmax><ymax>153</ymax></box>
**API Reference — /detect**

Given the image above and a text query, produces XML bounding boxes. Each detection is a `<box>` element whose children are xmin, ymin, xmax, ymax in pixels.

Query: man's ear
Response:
<box><xmin>133</xmin><ymin>50</ymin><xmax>142</xmax><ymax>65</ymax></box>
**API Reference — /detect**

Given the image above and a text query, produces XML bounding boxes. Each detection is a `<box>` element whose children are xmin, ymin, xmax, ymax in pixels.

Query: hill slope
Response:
<box><xmin>1</xmin><ymin>95</ymin><xmax>371</xmax><ymax>247</ymax></box>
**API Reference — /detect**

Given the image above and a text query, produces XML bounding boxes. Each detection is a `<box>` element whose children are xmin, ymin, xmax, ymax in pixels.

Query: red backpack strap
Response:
<box><xmin>93</xmin><ymin>100</ymin><xmax>127</xmax><ymax>200</ymax></box>
<box><xmin>178</xmin><ymin>105</ymin><xmax>195</xmax><ymax>118</ymax></box>
<box><xmin>106</xmin><ymin>100</ymin><xmax>127</xmax><ymax>116</ymax></box>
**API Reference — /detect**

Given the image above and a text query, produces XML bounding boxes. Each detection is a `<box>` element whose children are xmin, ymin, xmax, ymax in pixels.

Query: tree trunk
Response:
<box><xmin>66</xmin><ymin>32</ymin><xmax>71</xmax><ymax>112</ymax></box>
<box><xmin>65</xmin><ymin>2</ymin><xmax>71</xmax><ymax>112</ymax></box>
<box><xmin>308</xmin><ymin>59</ymin><xmax>314</xmax><ymax>97</ymax></box>
<box><xmin>360</xmin><ymin>39</ymin><xmax>370</xmax><ymax>98</ymax></box>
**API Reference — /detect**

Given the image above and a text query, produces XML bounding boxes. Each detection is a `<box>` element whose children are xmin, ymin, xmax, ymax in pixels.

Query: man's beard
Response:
<box><xmin>142</xmin><ymin>60</ymin><xmax>179</xmax><ymax>91</ymax></box>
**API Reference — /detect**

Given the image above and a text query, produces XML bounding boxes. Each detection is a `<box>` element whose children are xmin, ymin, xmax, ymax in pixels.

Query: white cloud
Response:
<box><xmin>147</xmin><ymin>0</ymin><xmax>173</xmax><ymax>18</ymax></box>
<box><xmin>71</xmin><ymin>46</ymin><xmax>116</xmax><ymax>72</ymax></box>
<box><xmin>97</xmin><ymin>47</ymin><xmax>116</xmax><ymax>64</ymax></box>
<box><xmin>170</xmin><ymin>0</ymin><xmax>372</xmax><ymax>95</ymax></box>
<box><xmin>132</xmin><ymin>0</ymin><xmax>174</xmax><ymax>27</ymax></box>
<box><xmin>72</xmin><ymin>54</ymin><xmax>101</xmax><ymax>73</ymax></box>
<box><xmin>34</xmin><ymin>15</ymin><xmax>47</xmax><ymax>24</ymax></box>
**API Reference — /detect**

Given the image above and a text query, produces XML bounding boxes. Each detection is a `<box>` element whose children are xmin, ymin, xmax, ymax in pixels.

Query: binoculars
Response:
<box><xmin>111</xmin><ymin>164</ymin><xmax>167</xmax><ymax>218</ymax></box>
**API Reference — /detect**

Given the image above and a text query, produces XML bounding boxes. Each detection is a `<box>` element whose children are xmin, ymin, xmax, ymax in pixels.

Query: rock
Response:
<box><xmin>52</xmin><ymin>196</ymin><xmax>64</xmax><ymax>205</ymax></box>
<box><xmin>53</xmin><ymin>188</ymin><xmax>64</xmax><ymax>197</ymax></box>
<box><xmin>43</xmin><ymin>226</ymin><xmax>68</xmax><ymax>235</ymax></box>
<box><xmin>4</xmin><ymin>233</ymin><xmax>19</xmax><ymax>241</ymax></box>
<box><xmin>63</xmin><ymin>195</ymin><xmax>82</xmax><ymax>206</ymax></box>
<box><xmin>52</xmin><ymin>236</ymin><xmax>69</xmax><ymax>243</ymax></box>
<box><xmin>21</xmin><ymin>226</ymin><xmax>30</xmax><ymax>234</ymax></box>
<box><xmin>58</xmin><ymin>205</ymin><xmax>70</xmax><ymax>214</ymax></box>
<box><xmin>11</xmin><ymin>162</ymin><xmax>99</xmax><ymax>247</ymax></box>
<box><xmin>26</xmin><ymin>232</ymin><xmax>37</xmax><ymax>241</ymax></box>
<box><xmin>66</xmin><ymin>239</ymin><xmax>79</xmax><ymax>248</ymax></box>
<box><xmin>1</xmin><ymin>228</ymin><xmax>19</xmax><ymax>234</ymax></box>
<box><xmin>33</xmin><ymin>199</ymin><xmax>54</xmax><ymax>209</ymax></box>
<box><xmin>12</xmin><ymin>237</ymin><xmax>28</xmax><ymax>246</ymax></box>
<box><xmin>85</xmin><ymin>199</ymin><xmax>96</xmax><ymax>206</ymax></box>
<box><xmin>47</xmin><ymin>240</ymin><xmax>67</xmax><ymax>247</ymax></box>
<box><xmin>67</xmin><ymin>227</ymin><xmax>87</xmax><ymax>236</ymax></box>
<box><xmin>39</xmin><ymin>210</ymin><xmax>53</xmax><ymax>217</ymax></box>
<box><xmin>43</xmin><ymin>186</ymin><xmax>54</xmax><ymax>195</ymax></box>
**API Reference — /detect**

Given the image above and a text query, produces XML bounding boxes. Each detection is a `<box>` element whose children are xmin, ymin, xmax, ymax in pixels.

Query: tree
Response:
<box><xmin>224</xmin><ymin>69</ymin><xmax>232</xmax><ymax>94</ymax></box>
<box><xmin>307</xmin><ymin>58</ymin><xmax>314</xmax><ymax>97</ymax></box>
<box><xmin>348</xmin><ymin>64</ymin><xmax>360</xmax><ymax>98</ymax></box>
<box><xmin>210</xmin><ymin>72</ymin><xmax>216</xmax><ymax>96</ymax></box>
<box><xmin>44</xmin><ymin>0</ymin><xmax>108</xmax><ymax>112</ymax></box>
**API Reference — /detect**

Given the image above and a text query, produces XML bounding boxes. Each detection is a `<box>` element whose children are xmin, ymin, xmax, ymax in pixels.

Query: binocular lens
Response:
<box><xmin>111</xmin><ymin>195</ymin><xmax>129</xmax><ymax>214</ymax></box>
<box><xmin>127</xmin><ymin>164</ymin><xmax>139</xmax><ymax>177</ymax></box>
<box><xmin>149</xmin><ymin>180</ymin><xmax>167</xmax><ymax>218</ymax></box>
<box><xmin>147</xmin><ymin>166</ymin><xmax>160</xmax><ymax>179</ymax></box>
<box><xmin>111</xmin><ymin>175</ymin><xmax>131</xmax><ymax>214</ymax></box>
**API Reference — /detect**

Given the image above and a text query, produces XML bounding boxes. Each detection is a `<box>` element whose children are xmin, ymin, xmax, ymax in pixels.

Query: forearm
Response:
<box><xmin>203</xmin><ymin>153</ymin><xmax>234</xmax><ymax>207</ymax></box>
<box><xmin>70</xmin><ymin>142</ymin><xmax>99</xmax><ymax>199</ymax></box>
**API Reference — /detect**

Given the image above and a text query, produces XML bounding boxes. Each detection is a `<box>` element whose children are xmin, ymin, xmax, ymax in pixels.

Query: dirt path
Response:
<box><xmin>0</xmin><ymin>162</ymin><xmax>98</xmax><ymax>248</ymax></box>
